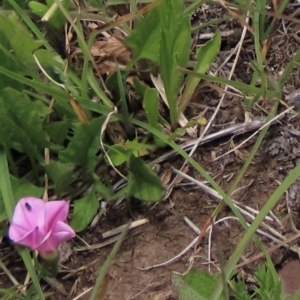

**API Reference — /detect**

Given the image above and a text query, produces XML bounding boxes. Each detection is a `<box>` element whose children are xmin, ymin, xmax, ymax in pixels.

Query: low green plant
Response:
<box><xmin>0</xmin><ymin>0</ymin><xmax>299</xmax><ymax>298</ymax></box>
<box><xmin>124</xmin><ymin>0</ymin><xmax>221</xmax><ymax>130</ymax></box>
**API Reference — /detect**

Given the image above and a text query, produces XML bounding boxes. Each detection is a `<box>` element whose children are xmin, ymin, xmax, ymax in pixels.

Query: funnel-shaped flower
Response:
<box><xmin>9</xmin><ymin>197</ymin><xmax>75</xmax><ymax>253</ymax></box>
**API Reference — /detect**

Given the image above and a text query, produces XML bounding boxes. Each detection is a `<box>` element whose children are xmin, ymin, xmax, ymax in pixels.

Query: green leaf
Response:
<box><xmin>133</xmin><ymin>76</ymin><xmax>149</xmax><ymax>99</ymax></box>
<box><xmin>194</xmin><ymin>30</ymin><xmax>221</xmax><ymax>74</ymax></box>
<box><xmin>125</xmin><ymin>140</ymin><xmax>155</xmax><ymax>156</ymax></box>
<box><xmin>124</xmin><ymin>5</ymin><xmax>161</xmax><ymax>63</ymax></box>
<box><xmin>59</xmin><ymin>117</ymin><xmax>104</xmax><ymax>171</ymax></box>
<box><xmin>171</xmin><ymin>269</ymin><xmax>221</xmax><ymax>300</ymax></box>
<box><xmin>30</xmin><ymin>100</ymin><xmax>52</xmax><ymax>117</ymax></box>
<box><xmin>0</xmin><ymin>47</ymin><xmax>23</xmax><ymax>92</ymax></box>
<box><xmin>28</xmin><ymin>2</ymin><xmax>48</xmax><ymax>18</ymax></box>
<box><xmin>3</xmin><ymin>88</ymin><xmax>49</xmax><ymax>149</ymax></box>
<box><xmin>10</xmin><ymin>176</ymin><xmax>44</xmax><ymax>201</ymax></box>
<box><xmin>0</xmin><ymin>14</ymin><xmax>43</xmax><ymax>64</ymax></box>
<box><xmin>93</xmin><ymin>174</ymin><xmax>115</xmax><ymax>200</ymax></box>
<box><xmin>179</xmin><ymin>68</ymin><xmax>279</xmax><ymax>98</ymax></box>
<box><xmin>158</xmin><ymin>0</ymin><xmax>183</xmax><ymax>45</ymax></box>
<box><xmin>178</xmin><ymin>30</ymin><xmax>221</xmax><ymax>114</ymax></box>
<box><xmin>127</xmin><ymin>154</ymin><xmax>164</xmax><ymax>201</ymax></box>
<box><xmin>45</xmin><ymin>119</ymin><xmax>71</xmax><ymax>146</ymax></box>
<box><xmin>143</xmin><ymin>89</ymin><xmax>160</xmax><ymax>130</ymax></box>
<box><xmin>29</xmin><ymin>0</ymin><xmax>70</xmax><ymax>30</ymax></box>
<box><xmin>0</xmin><ymin>176</ymin><xmax>44</xmax><ymax>222</ymax></box>
<box><xmin>173</xmin><ymin>15</ymin><xmax>191</xmax><ymax>68</ymax></box>
<box><xmin>34</xmin><ymin>49</ymin><xmax>63</xmax><ymax>70</ymax></box>
<box><xmin>142</xmin><ymin>89</ymin><xmax>163</xmax><ymax>146</ymax></box>
<box><xmin>70</xmin><ymin>192</ymin><xmax>99</xmax><ymax>232</ymax></box>
<box><xmin>45</xmin><ymin>161</ymin><xmax>76</xmax><ymax>197</ymax></box>
<box><xmin>2</xmin><ymin>0</ymin><xmax>26</xmax><ymax>10</ymax></box>
<box><xmin>0</xmin><ymin>88</ymin><xmax>50</xmax><ymax>160</ymax></box>
<box><xmin>106</xmin><ymin>144</ymin><xmax>131</xmax><ymax>166</ymax></box>
<box><xmin>158</xmin><ymin>0</ymin><xmax>190</xmax><ymax>127</ymax></box>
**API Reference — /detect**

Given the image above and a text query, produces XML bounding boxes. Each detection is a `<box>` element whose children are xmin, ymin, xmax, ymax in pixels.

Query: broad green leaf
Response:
<box><xmin>45</xmin><ymin>119</ymin><xmax>71</xmax><ymax>146</ymax></box>
<box><xmin>125</xmin><ymin>140</ymin><xmax>156</xmax><ymax>156</ymax></box>
<box><xmin>70</xmin><ymin>192</ymin><xmax>99</xmax><ymax>232</ymax></box>
<box><xmin>45</xmin><ymin>161</ymin><xmax>76</xmax><ymax>197</ymax></box>
<box><xmin>0</xmin><ymin>89</ymin><xmax>50</xmax><ymax>160</ymax></box>
<box><xmin>30</xmin><ymin>100</ymin><xmax>52</xmax><ymax>117</ymax></box>
<box><xmin>2</xmin><ymin>88</ymin><xmax>49</xmax><ymax>148</ymax></box>
<box><xmin>158</xmin><ymin>0</ymin><xmax>183</xmax><ymax>45</ymax></box>
<box><xmin>59</xmin><ymin>117</ymin><xmax>104</xmax><ymax>171</ymax></box>
<box><xmin>106</xmin><ymin>144</ymin><xmax>131</xmax><ymax>166</ymax></box>
<box><xmin>93</xmin><ymin>174</ymin><xmax>115</xmax><ymax>200</ymax></box>
<box><xmin>178</xmin><ymin>30</ymin><xmax>221</xmax><ymax>114</ymax></box>
<box><xmin>0</xmin><ymin>48</ymin><xmax>23</xmax><ymax>92</ymax></box>
<box><xmin>172</xmin><ymin>269</ymin><xmax>220</xmax><ymax>300</ymax></box>
<box><xmin>29</xmin><ymin>0</ymin><xmax>70</xmax><ymax>30</ymax></box>
<box><xmin>173</xmin><ymin>15</ymin><xmax>191</xmax><ymax>68</ymax></box>
<box><xmin>0</xmin><ymin>176</ymin><xmax>44</xmax><ymax>222</ymax></box>
<box><xmin>124</xmin><ymin>5</ymin><xmax>161</xmax><ymax>63</ymax></box>
<box><xmin>34</xmin><ymin>49</ymin><xmax>64</xmax><ymax>72</ymax></box>
<box><xmin>28</xmin><ymin>2</ymin><xmax>48</xmax><ymax>19</ymax></box>
<box><xmin>127</xmin><ymin>154</ymin><xmax>164</xmax><ymax>201</ymax></box>
<box><xmin>11</xmin><ymin>176</ymin><xmax>44</xmax><ymax>202</ymax></box>
<box><xmin>0</xmin><ymin>14</ymin><xmax>43</xmax><ymax>64</ymax></box>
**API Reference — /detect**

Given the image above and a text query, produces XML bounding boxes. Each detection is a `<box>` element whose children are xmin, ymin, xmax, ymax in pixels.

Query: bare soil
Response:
<box><xmin>48</xmin><ymin>114</ymin><xmax>300</xmax><ymax>299</ymax></box>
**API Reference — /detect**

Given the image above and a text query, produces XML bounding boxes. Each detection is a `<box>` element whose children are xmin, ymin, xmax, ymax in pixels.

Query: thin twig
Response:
<box><xmin>214</xmin><ymin>106</ymin><xmax>294</xmax><ymax>161</ymax></box>
<box><xmin>102</xmin><ymin>219</ymin><xmax>149</xmax><ymax>239</ymax></box>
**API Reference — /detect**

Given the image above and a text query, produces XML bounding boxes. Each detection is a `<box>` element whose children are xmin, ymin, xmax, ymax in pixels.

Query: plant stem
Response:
<box><xmin>0</xmin><ymin>147</ymin><xmax>15</xmax><ymax>219</ymax></box>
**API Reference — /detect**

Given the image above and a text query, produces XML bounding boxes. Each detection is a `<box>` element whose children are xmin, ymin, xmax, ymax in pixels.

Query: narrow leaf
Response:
<box><xmin>178</xmin><ymin>30</ymin><xmax>221</xmax><ymax>114</ymax></box>
<box><xmin>143</xmin><ymin>89</ymin><xmax>160</xmax><ymax>130</ymax></box>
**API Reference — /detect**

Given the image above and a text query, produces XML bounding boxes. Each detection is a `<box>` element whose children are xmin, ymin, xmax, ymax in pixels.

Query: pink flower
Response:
<box><xmin>9</xmin><ymin>197</ymin><xmax>75</xmax><ymax>253</ymax></box>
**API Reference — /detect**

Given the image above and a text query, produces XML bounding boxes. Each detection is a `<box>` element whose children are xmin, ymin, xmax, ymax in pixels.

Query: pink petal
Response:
<box><xmin>44</xmin><ymin>200</ymin><xmax>69</xmax><ymax>231</ymax></box>
<box><xmin>9</xmin><ymin>198</ymin><xmax>74</xmax><ymax>252</ymax></box>
<box><xmin>53</xmin><ymin>221</ymin><xmax>76</xmax><ymax>242</ymax></box>
<box><xmin>9</xmin><ymin>224</ymin><xmax>42</xmax><ymax>249</ymax></box>
<box><xmin>11</xmin><ymin>198</ymin><xmax>46</xmax><ymax>231</ymax></box>
<box><xmin>36</xmin><ymin>222</ymin><xmax>75</xmax><ymax>252</ymax></box>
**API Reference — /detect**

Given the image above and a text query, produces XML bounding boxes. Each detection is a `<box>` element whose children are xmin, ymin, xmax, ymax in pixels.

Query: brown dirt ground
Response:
<box><xmin>0</xmin><ymin>113</ymin><xmax>300</xmax><ymax>300</ymax></box>
<box><xmin>1</xmin><ymin>116</ymin><xmax>300</xmax><ymax>299</ymax></box>
<box><xmin>46</xmin><ymin>115</ymin><xmax>300</xmax><ymax>299</ymax></box>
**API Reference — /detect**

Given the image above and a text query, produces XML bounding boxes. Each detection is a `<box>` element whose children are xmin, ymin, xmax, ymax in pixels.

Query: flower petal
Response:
<box><xmin>44</xmin><ymin>200</ymin><xmax>69</xmax><ymax>230</ymax></box>
<box><xmin>9</xmin><ymin>224</ymin><xmax>42</xmax><ymax>249</ymax></box>
<box><xmin>53</xmin><ymin>221</ymin><xmax>76</xmax><ymax>242</ymax></box>
<box><xmin>11</xmin><ymin>197</ymin><xmax>46</xmax><ymax>231</ymax></box>
<box><xmin>36</xmin><ymin>221</ymin><xmax>75</xmax><ymax>252</ymax></box>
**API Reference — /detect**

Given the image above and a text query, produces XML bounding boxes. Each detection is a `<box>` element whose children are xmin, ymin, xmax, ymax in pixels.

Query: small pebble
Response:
<box><xmin>278</xmin><ymin>260</ymin><xmax>300</xmax><ymax>296</ymax></box>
